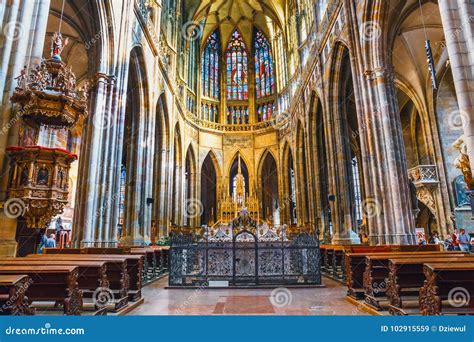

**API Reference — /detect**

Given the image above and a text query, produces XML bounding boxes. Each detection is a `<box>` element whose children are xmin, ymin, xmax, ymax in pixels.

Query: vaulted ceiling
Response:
<box><xmin>185</xmin><ymin>0</ymin><xmax>287</xmax><ymax>50</ymax></box>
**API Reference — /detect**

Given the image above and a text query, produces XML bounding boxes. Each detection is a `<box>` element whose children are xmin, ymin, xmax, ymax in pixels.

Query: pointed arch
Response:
<box><xmin>171</xmin><ymin>123</ymin><xmax>183</xmax><ymax>225</ymax></box>
<box><xmin>282</xmin><ymin>142</ymin><xmax>297</xmax><ymax>225</ymax></box>
<box><xmin>253</xmin><ymin>28</ymin><xmax>275</xmax><ymax>99</ymax></box>
<box><xmin>229</xmin><ymin>152</ymin><xmax>250</xmax><ymax>200</ymax></box>
<box><xmin>296</xmin><ymin>119</ymin><xmax>310</xmax><ymax>223</ymax></box>
<box><xmin>185</xmin><ymin>144</ymin><xmax>198</xmax><ymax>226</ymax></box>
<box><xmin>201</xmin><ymin>29</ymin><xmax>220</xmax><ymax>99</ymax></box>
<box><xmin>201</xmin><ymin>151</ymin><xmax>219</xmax><ymax>225</ymax></box>
<box><xmin>226</xmin><ymin>29</ymin><xmax>248</xmax><ymax>100</ymax></box>
<box><xmin>259</xmin><ymin>150</ymin><xmax>279</xmax><ymax>222</ymax></box>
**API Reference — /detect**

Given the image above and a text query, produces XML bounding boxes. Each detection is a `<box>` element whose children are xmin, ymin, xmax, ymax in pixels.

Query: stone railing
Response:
<box><xmin>184</xmin><ymin>111</ymin><xmax>284</xmax><ymax>133</ymax></box>
<box><xmin>408</xmin><ymin>165</ymin><xmax>439</xmax><ymax>187</ymax></box>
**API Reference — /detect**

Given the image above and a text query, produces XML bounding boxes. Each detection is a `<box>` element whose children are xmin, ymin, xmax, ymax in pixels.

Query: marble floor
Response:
<box><xmin>128</xmin><ymin>276</ymin><xmax>369</xmax><ymax>315</ymax></box>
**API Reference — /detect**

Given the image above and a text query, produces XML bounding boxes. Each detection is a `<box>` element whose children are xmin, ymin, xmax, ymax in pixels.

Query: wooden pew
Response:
<box><xmin>324</xmin><ymin>246</ymin><xmax>344</xmax><ymax>277</ymax></box>
<box><xmin>0</xmin><ymin>259</ymin><xmax>108</xmax><ymax>315</ymax></box>
<box><xmin>362</xmin><ymin>252</ymin><xmax>466</xmax><ymax>310</ymax></box>
<box><xmin>43</xmin><ymin>248</ymin><xmax>83</xmax><ymax>254</ymax></box>
<box><xmin>131</xmin><ymin>247</ymin><xmax>156</xmax><ymax>282</ymax></box>
<box><xmin>28</xmin><ymin>255</ymin><xmax>130</xmax><ymax>309</ymax></box>
<box><xmin>344</xmin><ymin>246</ymin><xmax>393</xmax><ymax>295</ymax></box>
<box><xmin>0</xmin><ymin>265</ymin><xmax>82</xmax><ymax>315</ymax></box>
<box><xmin>420</xmin><ymin>263</ymin><xmax>474</xmax><ymax>315</ymax></box>
<box><xmin>320</xmin><ymin>245</ymin><xmax>328</xmax><ymax>272</ymax></box>
<box><xmin>152</xmin><ymin>246</ymin><xmax>169</xmax><ymax>273</ymax></box>
<box><xmin>387</xmin><ymin>256</ymin><xmax>474</xmax><ymax>315</ymax></box>
<box><xmin>0</xmin><ymin>275</ymin><xmax>35</xmax><ymax>315</ymax></box>
<box><xmin>43</xmin><ymin>247</ymin><xmax>145</xmax><ymax>301</ymax></box>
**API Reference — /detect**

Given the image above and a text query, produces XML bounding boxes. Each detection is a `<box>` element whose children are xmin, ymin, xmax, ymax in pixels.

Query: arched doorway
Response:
<box><xmin>286</xmin><ymin>148</ymin><xmax>297</xmax><ymax>225</ymax></box>
<box><xmin>260</xmin><ymin>152</ymin><xmax>279</xmax><ymax>223</ymax></box>
<box><xmin>201</xmin><ymin>152</ymin><xmax>218</xmax><ymax>226</ymax></box>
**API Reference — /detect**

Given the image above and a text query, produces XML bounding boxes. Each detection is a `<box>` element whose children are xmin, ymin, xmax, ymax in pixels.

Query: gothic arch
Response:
<box><xmin>258</xmin><ymin>150</ymin><xmax>279</xmax><ymax>222</ymax></box>
<box><xmin>152</xmin><ymin>93</ymin><xmax>171</xmax><ymax>237</ymax></box>
<box><xmin>201</xmin><ymin>151</ymin><xmax>219</xmax><ymax>226</ymax></box>
<box><xmin>185</xmin><ymin>145</ymin><xmax>198</xmax><ymax>227</ymax></box>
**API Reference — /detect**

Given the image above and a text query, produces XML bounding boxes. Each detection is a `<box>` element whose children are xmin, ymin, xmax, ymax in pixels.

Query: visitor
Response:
<box><xmin>458</xmin><ymin>229</ymin><xmax>470</xmax><ymax>252</ymax></box>
<box><xmin>451</xmin><ymin>228</ymin><xmax>460</xmax><ymax>250</ymax></box>
<box><xmin>45</xmin><ymin>233</ymin><xmax>56</xmax><ymax>249</ymax></box>
<box><xmin>37</xmin><ymin>232</ymin><xmax>48</xmax><ymax>254</ymax></box>
<box><xmin>428</xmin><ymin>231</ymin><xmax>440</xmax><ymax>244</ymax></box>
<box><xmin>444</xmin><ymin>235</ymin><xmax>454</xmax><ymax>251</ymax></box>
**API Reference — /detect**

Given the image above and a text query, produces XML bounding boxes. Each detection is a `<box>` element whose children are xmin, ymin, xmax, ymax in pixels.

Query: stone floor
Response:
<box><xmin>128</xmin><ymin>276</ymin><xmax>369</xmax><ymax>315</ymax></box>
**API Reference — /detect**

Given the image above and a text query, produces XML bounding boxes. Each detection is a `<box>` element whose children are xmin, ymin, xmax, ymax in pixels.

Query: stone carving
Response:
<box><xmin>454</xmin><ymin>136</ymin><xmax>474</xmax><ymax>190</ymax></box>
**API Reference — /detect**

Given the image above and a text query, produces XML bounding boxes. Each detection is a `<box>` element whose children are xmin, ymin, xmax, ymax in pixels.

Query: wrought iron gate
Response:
<box><xmin>169</xmin><ymin>231</ymin><xmax>321</xmax><ymax>287</ymax></box>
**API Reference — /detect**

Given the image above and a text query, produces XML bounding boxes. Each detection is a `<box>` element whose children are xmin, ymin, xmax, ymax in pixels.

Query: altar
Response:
<box><xmin>169</xmin><ymin>209</ymin><xmax>321</xmax><ymax>287</ymax></box>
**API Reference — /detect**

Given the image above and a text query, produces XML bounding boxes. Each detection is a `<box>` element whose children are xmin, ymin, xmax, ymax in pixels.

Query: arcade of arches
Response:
<box><xmin>0</xmin><ymin>0</ymin><xmax>473</xmax><ymax>315</ymax></box>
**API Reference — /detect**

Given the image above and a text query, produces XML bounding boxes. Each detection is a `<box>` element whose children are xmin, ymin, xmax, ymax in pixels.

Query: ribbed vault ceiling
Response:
<box><xmin>186</xmin><ymin>0</ymin><xmax>286</xmax><ymax>50</ymax></box>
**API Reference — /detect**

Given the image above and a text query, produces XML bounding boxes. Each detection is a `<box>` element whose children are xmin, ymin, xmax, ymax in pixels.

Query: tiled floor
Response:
<box><xmin>128</xmin><ymin>276</ymin><xmax>369</xmax><ymax>315</ymax></box>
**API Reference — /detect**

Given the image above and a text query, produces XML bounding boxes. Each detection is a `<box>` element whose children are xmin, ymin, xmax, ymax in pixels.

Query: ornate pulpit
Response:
<box><xmin>5</xmin><ymin>32</ymin><xmax>88</xmax><ymax>230</ymax></box>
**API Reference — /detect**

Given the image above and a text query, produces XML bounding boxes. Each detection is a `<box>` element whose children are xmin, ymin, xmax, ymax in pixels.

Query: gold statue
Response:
<box><xmin>234</xmin><ymin>153</ymin><xmax>245</xmax><ymax>207</ymax></box>
<box><xmin>454</xmin><ymin>136</ymin><xmax>474</xmax><ymax>190</ymax></box>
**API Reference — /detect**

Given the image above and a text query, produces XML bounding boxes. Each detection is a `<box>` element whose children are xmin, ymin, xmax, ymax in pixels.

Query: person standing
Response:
<box><xmin>45</xmin><ymin>233</ymin><xmax>56</xmax><ymax>249</ymax></box>
<box><xmin>37</xmin><ymin>232</ymin><xmax>48</xmax><ymax>254</ymax></box>
<box><xmin>452</xmin><ymin>228</ymin><xmax>460</xmax><ymax>250</ymax></box>
<box><xmin>458</xmin><ymin>229</ymin><xmax>471</xmax><ymax>252</ymax></box>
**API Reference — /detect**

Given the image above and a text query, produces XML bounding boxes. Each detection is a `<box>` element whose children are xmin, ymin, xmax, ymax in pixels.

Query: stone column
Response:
<box><xmin>438</xmin><ymin>0</ymin><xmax>474</xmax><ymax>170</ymax></box>
<box><xmin>0</xmin><ymin>0</ymin><xmax>50</xmax><ymax>256</ymax></box>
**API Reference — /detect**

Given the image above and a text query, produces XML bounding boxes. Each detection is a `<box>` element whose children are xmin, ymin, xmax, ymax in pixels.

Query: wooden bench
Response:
<box><xmin>131</xmin><ymin>248</ymin><xmax>156</xmax><ymax>282</ymax></box>
<box><xmin>344</xmin><ymin>246</ymin><xmax>393</xmax><ymax>296</ymax></box>
<box><xmin>420</xmin><ymin>263</ymin><xmax>474</xmax><ymax>315</ymax></box>
<box><xmin>387</xmin><ymin>256</ymin><xmax>474</xmax><ymax>315</ymax></box>
<box><xmin>362</xmin><ymin>252</ymin><xmax>466</xmax><ymax>310</ymax></box>
<box><xmin>0</xmin><ymin>265</ymin><xmax>82</xmax><ymax>315</ymax></box>
<box><xmin>345</xmin><ymin>250</ymin><xmax>451</xmax><ymax>299</ymax></box>
<box><xmin>0</xmin><ymin>275</ymin><xmax>35</xmax><ymax>315</ymax></box>
<box><xmin>0</xmin><ymin>259</ymin><xmax>108</xmax><ymax>315</ymax></box>
<box><xmin>151</xmin><ymin>246</ymin><xmax>169</xmax><ymax>274</ymax></box>
<box><xmin>28</xmin><ymin>255</ymin><xmax>130</xmax><ymax>309</ymax></box>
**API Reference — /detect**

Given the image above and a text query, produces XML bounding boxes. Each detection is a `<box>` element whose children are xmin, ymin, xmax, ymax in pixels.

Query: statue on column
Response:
<box><xmin>454</xmin><ymin>136</ymin><xmax>474</xmax><ymax>190</ymax></box>
<box><xmin>51</xmin><ymin>32</ymin><xmax>69</xmax><ymax>61</ymax></box>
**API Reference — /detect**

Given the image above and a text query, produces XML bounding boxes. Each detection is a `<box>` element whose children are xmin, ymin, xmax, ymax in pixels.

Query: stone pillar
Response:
<box><xmin>438</xmin><ymin>0</ymin><xmax>474</xmax><ymax>170</ymax></box>
<box><xmin>0</xmin><ymin>0</ymin><xmax>50</xmax><ymax>256</ymax></box>
<box><xmin>72</xmin><ymin>73</ymin><xmax>120</xmax><ymax>248</ymax></box>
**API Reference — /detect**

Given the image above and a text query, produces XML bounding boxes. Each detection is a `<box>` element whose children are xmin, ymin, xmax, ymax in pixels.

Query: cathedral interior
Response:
<box><xmin>0</xmin><ymin>0</ymin><xmax>473</xmax><ymax>316</ymax></box>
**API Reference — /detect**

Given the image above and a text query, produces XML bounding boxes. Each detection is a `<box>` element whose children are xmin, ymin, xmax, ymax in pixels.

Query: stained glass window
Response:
<box><xmin>257</xmin><ymin>102</ymin><xmax>275</xmax><ymax>122</ymax></box>
<box><xmin>254</xmin><ymin>30</ymin><xmax>275</xmax><ymax>98</ymax></box>
<box><xmin>201</xmin><ymin>30</ymin><xmax>220</xmax><ymax>99</ymax></box>
<box><xmin>226</xmin><ymin>30</ymin><xmax>248</xmax><ymax>100</ymax></box>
